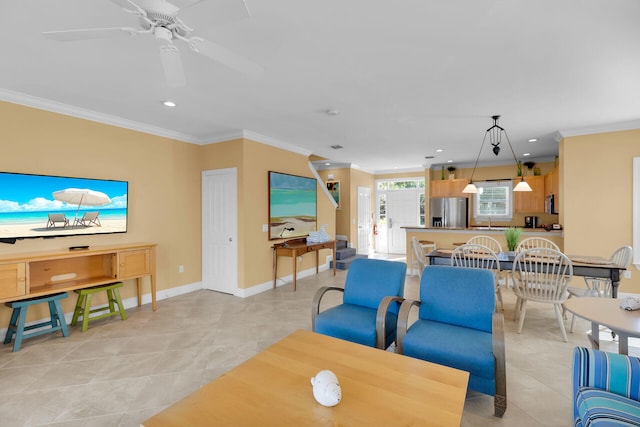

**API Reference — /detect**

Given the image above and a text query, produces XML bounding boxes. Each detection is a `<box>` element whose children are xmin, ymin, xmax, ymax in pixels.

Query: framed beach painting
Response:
<box><xmin>326</xmin><ymin>180</ymin><xmax>340</xmax><ymax>209</ymax></box>
<box><xmin>268</xmin><ymin>171</ymin><xmax>317</xmax><ymax>240</ymax></box>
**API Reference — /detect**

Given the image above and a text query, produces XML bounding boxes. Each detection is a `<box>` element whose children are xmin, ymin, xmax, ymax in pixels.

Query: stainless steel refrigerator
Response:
<box><xmin>429</xmin><ymin>197</ymin><xmax>469</xmax><ymax>228</ymax></box>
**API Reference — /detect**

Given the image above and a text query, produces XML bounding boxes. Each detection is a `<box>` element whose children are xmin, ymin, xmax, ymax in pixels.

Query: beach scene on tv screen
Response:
<box><xmin>0</xmin><ymin>173</ymin><xmax>127</xmax><ymax>239</ymax></box>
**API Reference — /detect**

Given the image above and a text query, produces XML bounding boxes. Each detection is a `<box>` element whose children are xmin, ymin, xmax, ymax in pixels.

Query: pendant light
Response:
<box><xmin>462</xmin><ymin>115</ymin><xmax>532</xmax><ymax>194</ymax></box>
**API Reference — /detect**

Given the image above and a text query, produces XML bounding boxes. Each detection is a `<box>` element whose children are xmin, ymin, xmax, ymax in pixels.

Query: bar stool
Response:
<box><xmin>71</xmin><ymin>282</ymin><xmax>127</xmax><ymax>332</ymax></box>
<box><xmin>4</xmin><ymin>292</ymin><xmax>69</xmax><ymax>352</ymax></box>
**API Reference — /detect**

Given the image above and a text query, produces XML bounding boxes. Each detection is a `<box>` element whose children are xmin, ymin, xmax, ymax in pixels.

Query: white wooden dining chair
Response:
<box><xmin>512</xmin><ymin>248</ymin><xmax>573</xmax><ymax>342</ymax></box>
<box><xmin>516</xmin><ymin>237</ymin><xmax>560</xmax><ymax>252</ymax></box>
<box><xmin>452</xmin><ymin>243</ymin><xmax>503</xmax><ymax>311</ymax></box>
<box><xmin>410</xmin><ymin>236</ymin><xmax>428</xmax><ymax>279</ymax></box>
<box><xmin>467</xmin><ymin>235</ymin><xmax>503</xmax><ymax>254</ymax></box>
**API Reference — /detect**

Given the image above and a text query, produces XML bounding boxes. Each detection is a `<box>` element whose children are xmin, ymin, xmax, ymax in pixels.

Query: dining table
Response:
<box><xmin>427</xmin><ymin>249</ymin><xmax>627</xmax><ymax>298</ymax></box>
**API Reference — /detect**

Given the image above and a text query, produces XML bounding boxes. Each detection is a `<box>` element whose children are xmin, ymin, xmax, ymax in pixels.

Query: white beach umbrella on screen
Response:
<box><xmin>52</xmin><ymin>188</ymin><xmax>111</xmax><ymax>222</ymax></box>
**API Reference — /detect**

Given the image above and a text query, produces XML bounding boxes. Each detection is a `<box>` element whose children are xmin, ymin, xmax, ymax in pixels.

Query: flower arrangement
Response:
<box><xmin>504</xmin><ymin>227</ymin><xmax>522</xmax><ymax>252</ymax></box>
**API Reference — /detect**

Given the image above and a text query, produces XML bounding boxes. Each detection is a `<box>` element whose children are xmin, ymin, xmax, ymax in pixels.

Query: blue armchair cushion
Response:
<box><xmin>418</xmin><ymin>266</ymin><xmax>495</xmax><ymax>332</ymax></box>
<box><xmin>343</xmin><ymin>258</ymin><xmax>406</xmax><ymax>315</ymax></box>
<box><xmin>576</xmin><ymin>387</ymin><xmax>640</xmax><ymax>426</ymax></box>
<box><xmin>402</xmin><ymin>319</ymin><xmax>495</xmax><ymax>395</ymax></box>
<box><xmin>573</xmin><ymin>347</ymin><xmax>640</xmax><ymax>427</ymax></box>
<box><xmin>314</xmin><ymin>304</ymin><xmax>398</xmax><ymax>348</ymax></box>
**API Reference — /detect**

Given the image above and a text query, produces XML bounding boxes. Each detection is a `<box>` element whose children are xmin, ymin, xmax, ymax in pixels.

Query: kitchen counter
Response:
<box><xmin>403</xmin><ymin>226</ymin><xmax>564</xmax><ymax>259</ymax></box>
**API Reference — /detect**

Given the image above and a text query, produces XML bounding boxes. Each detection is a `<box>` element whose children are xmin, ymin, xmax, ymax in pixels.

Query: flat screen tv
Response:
<box><xmin>268</xmin><ymin>171</ymin><xmax>317</xmax><ymax>240</ymax></box>
<box><xmin>0</xmin><ymin>171</ymin><xmax>128</xmax><ymax>243</ymax></box>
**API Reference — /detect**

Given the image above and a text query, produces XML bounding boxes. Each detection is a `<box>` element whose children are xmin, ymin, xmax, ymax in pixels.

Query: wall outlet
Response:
<box><xmin>624</xmin><ymin>270</ymin><xmax>632</xmax><ymax>279</ymax></box>
<box><xmin>262</xmin><ymin>224</ymin><xmax>268</xmax><ymax>232</ymax></box>
<box><xmin>178</xmin><ymin>265</ymin><xmax>184</xmax><ymax>273</ymax></box>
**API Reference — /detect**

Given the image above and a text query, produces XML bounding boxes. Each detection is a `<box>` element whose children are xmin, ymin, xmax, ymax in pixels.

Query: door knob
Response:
<box><xmin>228</xmin><ymin>237</ymin><xmax>233</xmax><ymax>242</ymax></box>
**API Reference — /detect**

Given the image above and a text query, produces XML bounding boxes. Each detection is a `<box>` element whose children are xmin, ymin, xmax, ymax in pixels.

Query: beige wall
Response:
<box><xmin>202</xmin><ymin>138</ymin><xmax>336</xmax><ymax>289</ymax></box>
<box><xmin>0</xmin><ymin>101</ymin><xmax>202</xmax><ymax>323</ymax></box>
<box><xmin>562</xmin><ymin>129</ymin><xmax>640</xmax><ymax>293</ymax></box>
<box><xmin>0</xmin><ymin>102</ymin><xmax>336</xmax><ymax>328</ymax></box>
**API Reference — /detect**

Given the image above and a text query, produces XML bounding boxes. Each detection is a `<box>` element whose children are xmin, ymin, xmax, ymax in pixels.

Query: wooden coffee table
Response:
<box><xmin>564</xmin><ymin>297</ymin><xmax>640</xmax><ymax>355</ymax></box>
<box><xmin>141</xmin><ymin>329</ymin><xmax>469</xmax><ymax>426</ymax></box>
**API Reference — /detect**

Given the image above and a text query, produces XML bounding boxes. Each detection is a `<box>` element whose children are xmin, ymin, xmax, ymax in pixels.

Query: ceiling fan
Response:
<box><xmin>42</xmin><ymin>0</ymin><xmax>263</xmax><ymax>87</ymax></box>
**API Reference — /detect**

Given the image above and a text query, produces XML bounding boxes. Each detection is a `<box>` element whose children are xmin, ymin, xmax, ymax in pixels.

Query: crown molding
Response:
<box><xmin>559</xmin><ymin>118</ymin><xmax>640</xmax><ymax>138</ymax></box>
<box><xmin>0</xmin><ymin>88</ymin><xmax>201</xmax><ymax>144</ymax></box>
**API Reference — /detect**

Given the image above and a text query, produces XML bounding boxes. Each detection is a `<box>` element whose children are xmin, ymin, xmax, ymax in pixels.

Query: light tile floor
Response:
<box><xmin>0</xmin><ymin>266</ymin><xmax>635</xmax><ymax>426</ymax></box>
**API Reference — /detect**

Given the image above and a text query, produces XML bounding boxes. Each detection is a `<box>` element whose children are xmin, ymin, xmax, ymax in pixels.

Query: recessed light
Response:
<box><xmin>325</xmin><ymin>162</ymin><xmax>331</xmax><ymax>166</ymax></box>
<box><xmin>447</xmin><ymin>160</ymin><xmax>453</xmax><ymax>163</ymax></box>
<box><xmin>326</xmin><ymin>109</ymin><xmax>340</xmax><ymax>116</ymax></box>
<box><xmin>528</xmin><ymin>138</ymin><xmax>538</xmax><ymax>143</ymax></box>
<box><xmin>523</xmin><ymin>153</ymin><xmax>531</xmax><ymax>156</ymax></box>
<box><xmin>163</xmin><ymin>101</ymin><xmax>176</xmax><ymax>107</ymax></box>
<box><xmin>436</xmin><ymin>149</ymin><xmax>444</xmax><ymax>153</ymax></box>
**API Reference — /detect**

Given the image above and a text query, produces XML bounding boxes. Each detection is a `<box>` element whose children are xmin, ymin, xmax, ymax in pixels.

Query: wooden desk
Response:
<box><xmin>0</xmin><ymin>243</ymin><xmax>157</xmax><ymax>310</ymax></box>
<box><xmin>564</xmin><ymin>297</ymin><xmax>640</xmax><ymax>355</ymax></box>
<box><xmin>142</xmin><ymin>329</ymin><xmax>469</xmax><ymax>427</ymax></box>
<box><xmin>427</xmin><ymin>250</ymin><xmax>626</xmax><ymax>297</ymax></box>
<box><xmin>273</xmin><ymin>238</ymin><xmax>336</xmax><ymax>291</ymax></box>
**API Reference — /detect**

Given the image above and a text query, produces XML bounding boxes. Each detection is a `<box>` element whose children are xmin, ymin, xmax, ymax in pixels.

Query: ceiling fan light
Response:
<box><xmin>462</xmin><ymin>183</ymin><xmax>479</xmax><ymax>194</ymax></box>
<box><xmin>513</xmin><ymin>178</ymin><xmax>532</xmax><ymax>192</ymax></box>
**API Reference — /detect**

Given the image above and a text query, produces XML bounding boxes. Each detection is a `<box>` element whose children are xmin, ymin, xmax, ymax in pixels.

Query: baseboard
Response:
<box><xmin>0</xmin><ymin>281</ymin><xmax>203</xmax><ymax>338</ymax></box>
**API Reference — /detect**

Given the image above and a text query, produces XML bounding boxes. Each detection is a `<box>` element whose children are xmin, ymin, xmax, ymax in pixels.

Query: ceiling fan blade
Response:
<box><xmin>160</xmin><ymin>44</ymin><xmax>187</xmax><ymax>87</ymax></box>
<box><xmin>42</xmin><ymin>27</ymin><xmax>138</xmax><ymax>41</ymax></box>
<box><xmin>189</xmin><ymin>37</ymin><xmax>262</xmax><ymax>76</ymax></box>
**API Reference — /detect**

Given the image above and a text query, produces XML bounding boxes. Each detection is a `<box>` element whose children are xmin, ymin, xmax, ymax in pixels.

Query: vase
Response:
<box><xmin>449</xmin><ymin>172</ymin><xmax>455</xmax><ymax>180</ymax></box>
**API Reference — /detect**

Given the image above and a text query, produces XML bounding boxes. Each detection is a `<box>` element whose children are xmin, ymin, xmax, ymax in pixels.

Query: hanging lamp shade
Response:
<box><xmin>463</xmin><ymin>115</ymin><xmax>532</xmax><ymax>193</ymax></box>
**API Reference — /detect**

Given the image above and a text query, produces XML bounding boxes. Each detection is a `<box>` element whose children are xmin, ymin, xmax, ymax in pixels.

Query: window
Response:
<box><xmin>473</xmin><ymin>181</ymin><xmax>513</xmax><ymax>221</ymax></box>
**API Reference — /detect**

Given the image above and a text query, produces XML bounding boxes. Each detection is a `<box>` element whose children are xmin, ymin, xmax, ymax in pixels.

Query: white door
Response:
<box><xmin>386</xmin><ymin>190</ymin><xmax>419</xmax><ymax>254</ymax></box>
<box><xmin>357</xmin><ymin>187</ymin><xmax>372</xmax><ymax>254</ymax></box>
<box><xmin>202</xmin><ymin>168</ymin><xmax>238</xmax><ymax>294</ymax></box>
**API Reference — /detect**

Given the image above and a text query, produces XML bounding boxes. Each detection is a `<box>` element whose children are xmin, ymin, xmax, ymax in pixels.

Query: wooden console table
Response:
<box><xmin>273</xmin><ymin>238</ymin><xmax>336</xmax><ymax>291</ymax></box>
<box><xmin>0</xmin><ymin>243</ymin><xmax>157</xmax><ymax>310</ymax></box>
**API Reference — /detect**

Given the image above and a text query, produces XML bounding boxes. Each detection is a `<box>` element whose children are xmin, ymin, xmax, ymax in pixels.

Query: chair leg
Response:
<box><xmin>517</xmin><ymin>300</ymin><xmax>527</xmax><ymax>333</ymax></box>
<box><xmin>554</xmin><ymin>304</ymin><xmax>568</xmax><ymax>342</ymax></box>
<box><xmin>12</xmin><ymin>306</ymin><xmax>28</xmax><ymax>352</ymax></box>
<box><xmin>570</xmin><ymin>313</ymin><xmax>576</xmax><ymax>333</ymax></box>
<box><xmin>71</xmin><ymin>293</ymin><xmax>85</xmax><ymax>327</ymax></box>
<box><xmin>113</xmin><ymin>288</ymin><xmax>127</xmax><ymax>321</ymax></box>
<box><xmin>4</xmin><ymin>307</ymin><xmax>20</xmax><ymax>344</ymax></box>
<box><xmin>494</xmin><ymin>394</ymin><xmax>507</xmax><ymax>418</ymax></box>
<box><xmin>52</xmin><ymin>298</ymin><xmax>69</xmax><ymax>337</ymax></box>
<box><xmin>81</xmin><ymin>293</ymin><xmax>92</xmax><ymax>332</ymax></box>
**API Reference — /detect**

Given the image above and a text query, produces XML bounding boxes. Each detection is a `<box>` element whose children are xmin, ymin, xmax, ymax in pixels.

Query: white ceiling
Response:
<box><xmin>2</xmin><ymin>0</ymin><xmax>640</xmax><ymax>173</ymax></box>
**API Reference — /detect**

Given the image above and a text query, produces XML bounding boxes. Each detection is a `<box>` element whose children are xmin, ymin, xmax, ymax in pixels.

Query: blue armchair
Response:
<box><xmin>312</xmin><ymin>258</ymin><xmax>407</xmax><ymax>349</ymax></box>
<box><xmin>573</xmin><ymin>346</ymin><xmax>640</xmax><ymax>426</ymax></box>
<box><xmin>396</xmin><ymin>265</ymin><xmax>507</xmax><ymax>417</ymax></box>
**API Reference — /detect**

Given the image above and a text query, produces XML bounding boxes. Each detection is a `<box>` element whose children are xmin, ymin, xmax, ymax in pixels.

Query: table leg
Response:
<box><xmin>316</xmin><ymin>250</ymin><xmax>319</xmax><ymax>274</ymax></box>
<box><xmin>332</xmin><ymin>242</ymin><xmax>336</xmax><ymax>276</ymax></box>
<box><xmin>587</xmin><ymin>320</ymin><xmax>600</xmax><ymax>350</ymax></box>
<box><xmin>618</xmin><ymin>333</ymin><xmax>629</xmax><ymax>355</ymax></box>
<box><xmin>137</xmin><ymin>277</ymin><xmax>142</xmax><ymax>307</ymax></box>
<box><xmin>273</xmin><ymin>248</ymin><xmax>278</xmax><ymax>289</ymax></box>
<box><xmin>292</xmin><ymin>250</ymin><xmax>297</xmax><ymax>291</ymax></box>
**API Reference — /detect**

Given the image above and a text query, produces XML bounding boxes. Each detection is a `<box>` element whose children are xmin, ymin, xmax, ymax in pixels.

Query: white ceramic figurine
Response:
<box><xmin>310</xmin><ymin>370</ymin><xmax>342</xmax><ymax>407</ymax></box>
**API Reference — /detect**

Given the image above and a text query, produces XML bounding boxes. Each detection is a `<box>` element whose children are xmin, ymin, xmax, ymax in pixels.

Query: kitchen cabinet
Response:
<box><xmin>545</xmin><ymin>167</ymin><xmax>559</xmax><ymax>197</ymax></box>
<box><xmin>513</xmin><ymin>176</ymin><xmax>545</xmax><ymax>213</ymax></box>
<box><xmin>544</xmin><ymin>167</ymin><xmax>560</xmax><ymax>214</ymax></box>
<box><xmin>430</xmin><ymin>178</ymin><xmax>469</xmax><ymax>198</ymax></box>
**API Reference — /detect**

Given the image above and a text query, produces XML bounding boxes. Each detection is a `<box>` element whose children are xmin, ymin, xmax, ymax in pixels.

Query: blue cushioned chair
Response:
<box><xmin>396</xmin><ymin>265</ymin><xmax>507</xmax><ymax>417</ymax></box>
<box><xmin>312</xmin><ymin>258</ymin><xmax>407</xmax><ymax>349</ymax></box>
<box><xmin>573</xmin><ymin>346</ymin><xmax>640</xmax><ymax>426</ymax></box>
